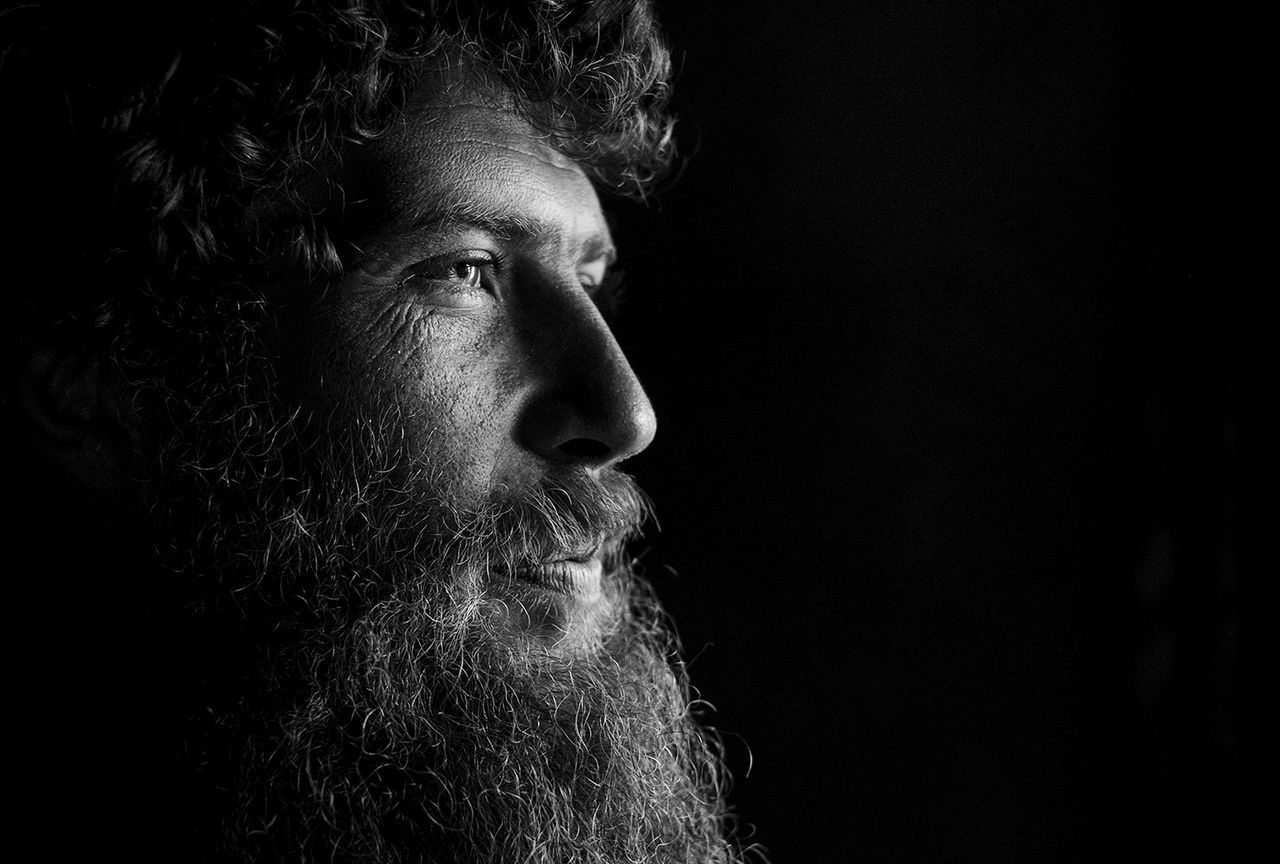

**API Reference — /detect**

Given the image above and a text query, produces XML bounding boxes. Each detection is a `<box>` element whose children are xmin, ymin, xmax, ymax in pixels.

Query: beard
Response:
<box><xmin>135</xmin><ymin>317</ymin><xmax>744</xmax><ymax>863</ymax></box>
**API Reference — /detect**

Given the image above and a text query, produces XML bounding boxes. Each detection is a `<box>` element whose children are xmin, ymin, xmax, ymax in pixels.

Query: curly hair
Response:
<box><xmin>0</xmin><ymin>0</ymin><xmax>674</xmax><ymax>351</ymax></box>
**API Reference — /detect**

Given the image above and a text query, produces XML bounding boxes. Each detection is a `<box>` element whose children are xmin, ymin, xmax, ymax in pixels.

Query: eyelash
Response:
<box><xmin>396</xmin><ymin>251</ymin><xmax>505</xmax><ymax>294</ymax></box>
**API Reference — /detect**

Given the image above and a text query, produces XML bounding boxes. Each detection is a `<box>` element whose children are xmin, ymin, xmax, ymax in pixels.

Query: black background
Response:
<box><xmin>609</xmin><ymin>2</ymin><xmax>1237</xmax><ymax>862</ymax></box>
<box><xmin>0</xmin><ymin>1</ymin><xmax>1238</xmax><ymax>861</ymax></box>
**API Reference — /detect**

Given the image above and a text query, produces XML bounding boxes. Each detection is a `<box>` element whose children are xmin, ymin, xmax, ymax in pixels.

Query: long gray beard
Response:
<box><xmin>227</xmin><ymin>567</ymin><xmax>732</xmax><ymax>863</ymax></box>
<box><xmin>144</xmin><ymin>362</ymin><xmax>744</xmax><ymax>863</ymax></box>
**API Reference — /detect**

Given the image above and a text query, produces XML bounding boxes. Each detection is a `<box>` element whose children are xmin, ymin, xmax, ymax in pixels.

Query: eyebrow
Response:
<box><xmin>398</xmin><ymin>197</ymin><xmax>617</xmax><ymax>266</ymax></box>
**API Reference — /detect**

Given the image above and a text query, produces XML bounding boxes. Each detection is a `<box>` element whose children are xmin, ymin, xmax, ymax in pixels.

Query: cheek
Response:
<box><xmin>327</xmin><ymin>302</ymin><xmax>523</xmax><ymax>493</ymax></box>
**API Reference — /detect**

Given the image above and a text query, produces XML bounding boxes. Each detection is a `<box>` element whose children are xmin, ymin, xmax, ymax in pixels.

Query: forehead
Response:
<box><xmin>346</xmin><ymin>92</ymin><xmax>609</xmax><ymax>246</ymax></box>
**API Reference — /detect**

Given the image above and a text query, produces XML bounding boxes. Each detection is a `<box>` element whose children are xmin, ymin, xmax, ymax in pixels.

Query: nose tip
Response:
<box><xmin>517</xmin><ymin>306</ymin><xmax>657</xmax><ymax>470</ymax></box>
<box><xmin>555</xmin><ymin>385</ymin><xmax>656</xmax><ymax>466</ymax></box>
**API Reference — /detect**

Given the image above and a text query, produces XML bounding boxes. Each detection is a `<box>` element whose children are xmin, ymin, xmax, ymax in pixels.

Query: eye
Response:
<box><xmin>435</xmin><ymin>260</ymin><xmax>483</xmax><ymax>287</ymax></box>
<box><xmin>397</xmin><ymin>252</ymin><xmax>499</xmax><ymax>307</ymax></box>
<box><xmin>587</xmin><ymin>269</ymin><xmax>626</xmax><ymax>320</ymax></box>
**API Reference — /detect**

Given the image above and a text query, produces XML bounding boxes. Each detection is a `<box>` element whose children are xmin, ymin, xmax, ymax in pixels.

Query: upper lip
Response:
<box><xmin>509</xmin><ymin>555</ymin><xmax>603</xmax><ymax>598</ymax></box>
<box><xmin>544</xmin><ymin>538</ymin><xmax>604</xmax><ymax>565</ymax></box>
<box><xmin>503</xmin><ymin>551</ymin><xmax>597</xmax><ymax>584</ymax></box>
<box><xmin>502</xmin><ymin>537</ymin><xmax>609</xmax><ymax>579</ymax></box>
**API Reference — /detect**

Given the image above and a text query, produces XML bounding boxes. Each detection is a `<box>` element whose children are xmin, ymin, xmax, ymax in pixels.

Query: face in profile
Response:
<box><xmin>280</xmin><ymin>86</ymin><xmax>658</xmax><ymax>646</ymax></box>
<box><xmin>2</xmin><ymin>3</ymin><xmax>750</xmax><ymax>860</ymax></box>
<box><xmin>133</xmin><ymin>81</ymin><xmax>736</xmax><ymax>863</ymax></box>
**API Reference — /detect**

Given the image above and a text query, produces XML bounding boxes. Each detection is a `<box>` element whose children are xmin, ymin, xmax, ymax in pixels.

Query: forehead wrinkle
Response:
<box><xmin>404</xmin><ymin>135</ymin><xmax>587</xmax><ymax>209</ymax></box>
<box><xmin>363</xmin><ymin>99</ymin><xmax>614</xmax><ymax>264</ymax></box>
<box><xmin>448</xmin><ymin>134</ymin><xmax>578</xmax><ymax>171</ymax></box>
<box><xmin>402</xmin><ymin>95</ymin><xmax>578</xmax><ymax>168</ymax></box>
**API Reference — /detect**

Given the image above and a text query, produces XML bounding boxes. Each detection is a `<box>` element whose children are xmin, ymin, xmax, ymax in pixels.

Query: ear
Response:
<box><xmin>15</xmin><ymin>347</ymin><xmax>138</xmax><ymax>494</ymax></box>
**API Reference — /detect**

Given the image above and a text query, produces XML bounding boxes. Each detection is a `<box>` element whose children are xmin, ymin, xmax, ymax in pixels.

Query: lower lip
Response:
<box><xmin>514</xmin><ymin>557</ymin><xmax>603</xmax><ymax>599</ymax></box>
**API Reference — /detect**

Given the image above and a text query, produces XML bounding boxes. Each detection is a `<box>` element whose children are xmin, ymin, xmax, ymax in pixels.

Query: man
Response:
<box><xmin>1</xmin><ymin>1</ymin><xmax>750</xmax><ymax>861</ymax></box>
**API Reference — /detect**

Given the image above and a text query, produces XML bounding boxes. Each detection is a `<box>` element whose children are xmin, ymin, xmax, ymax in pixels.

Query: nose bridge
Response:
<box><xmin>516</xmin><ymin>282</ymin><xmax>656</xmax><ymax>469</ymax></box>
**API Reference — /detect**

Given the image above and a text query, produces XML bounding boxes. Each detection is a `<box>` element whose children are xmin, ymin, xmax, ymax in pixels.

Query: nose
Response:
<box><xmin>516</xmin><ymin>292</ymin><xmax>657</xmax><ymax>470</ymax></box>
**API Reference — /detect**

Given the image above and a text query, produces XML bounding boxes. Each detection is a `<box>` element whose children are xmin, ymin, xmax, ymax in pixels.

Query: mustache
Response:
<box><xmin>429</xmin><ymin>468</ymin><xmax>655</xmax><ymax>577</ymax></box>
<box><xmin>297</xmin><ymin>463</ymin><xmax>656</xmax><ymax>616</ymax></box>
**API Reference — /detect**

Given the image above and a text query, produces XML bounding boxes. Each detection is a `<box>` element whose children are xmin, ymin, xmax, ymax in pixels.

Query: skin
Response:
<box><xmin>274</xmin><ymin>86</ymin><xmax>657</xmax><ymax>640</ymax></box>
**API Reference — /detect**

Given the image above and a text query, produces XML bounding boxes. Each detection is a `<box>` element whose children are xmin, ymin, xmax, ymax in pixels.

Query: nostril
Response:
<box><xmin>556</xmin><ymin>437</ymin><xmax>613</xmax><ymax>462</ymax></box>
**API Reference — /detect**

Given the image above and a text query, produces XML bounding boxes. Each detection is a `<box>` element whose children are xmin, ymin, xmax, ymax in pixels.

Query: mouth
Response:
<box><xmin>511</xmin><ymin>547</ymin><xmax>604</xmax><ymax>599</ymax></box>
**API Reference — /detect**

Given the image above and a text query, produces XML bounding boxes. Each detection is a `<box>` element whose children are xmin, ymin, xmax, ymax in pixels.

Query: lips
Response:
<box><xmin>512</xmin><ymin>552</ymin><xmax>604</xmax><ymax>599</ymax></box>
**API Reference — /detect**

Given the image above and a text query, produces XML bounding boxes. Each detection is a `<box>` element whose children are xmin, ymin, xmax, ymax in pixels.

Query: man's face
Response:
<box><xmin>275</xmin><ymin>87</ymin><xmax>658</xmax><ymax>645</ymax></box>
<box><xmin>135</xmin><ymin>84</ymin><xmax>738</xmax><ymax>862</ymax></box>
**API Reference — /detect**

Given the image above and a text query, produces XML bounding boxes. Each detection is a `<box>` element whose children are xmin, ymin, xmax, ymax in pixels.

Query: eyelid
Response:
<box><xmin>577</xmin><ymin>253</ymin><xmax>612</xmax><ymax>285</ymax></box>
<box><xmin>397</xmin><ymin>248</ymin><xmax>504</xmax><ymax>288</ymax></box>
